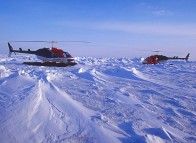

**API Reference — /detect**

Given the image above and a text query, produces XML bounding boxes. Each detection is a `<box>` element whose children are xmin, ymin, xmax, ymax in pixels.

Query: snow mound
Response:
<box><xmin>0</xmin><ymin>65</ymin><xmax>11</xmax><ymax>78</ymax></box>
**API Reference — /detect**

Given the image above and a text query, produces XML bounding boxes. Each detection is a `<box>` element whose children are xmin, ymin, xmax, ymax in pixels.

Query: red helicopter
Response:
<box><xmin>8</xmin><ymin>41</ymin><xmax>89</xmax><ymax>67</ymax></box>
<box><xmin>142</xmin><ymin>52</ymin><xmax>190</xmax><ymax>64</ymax></box>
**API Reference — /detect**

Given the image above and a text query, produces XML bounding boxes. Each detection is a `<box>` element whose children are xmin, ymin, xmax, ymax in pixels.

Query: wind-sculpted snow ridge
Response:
<box><xmin>0</xmin><ymin>55</ymin><xmax>195</xmax><ymax>143</ymax></box>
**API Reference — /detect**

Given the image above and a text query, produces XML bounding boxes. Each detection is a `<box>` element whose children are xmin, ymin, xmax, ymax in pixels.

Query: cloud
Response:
<box><xmin>57</xmin><ymin>21</ymin><xmax>196</xmax><ymax>37</ymax></box>
<box><xmin>137</xmin><ymin>2</ymin><xmax>173</xmax><ymax>16</ymax></box>
<box><xmin>152</xmin><ymin>10</ymin><xmax>173</xmax><ymax>16</ymax></box>
<box><xmin>97</xmin><ymin>22</ymin><xmax>196</xmax><ymax>36</ymax></box>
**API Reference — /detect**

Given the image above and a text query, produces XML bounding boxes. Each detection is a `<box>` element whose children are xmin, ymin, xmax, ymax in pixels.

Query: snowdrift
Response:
<box><xmin>0</xmin><ymin>55</ymin><xmax>195</xmax><ymax>143</ymax></box>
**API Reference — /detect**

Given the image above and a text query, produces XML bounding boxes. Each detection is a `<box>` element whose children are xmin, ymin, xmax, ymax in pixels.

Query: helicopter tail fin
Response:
<box><xmin>8</xmin><ymin>42</ymin><xmax>15</xmax><ymax>57</ymax></box>
<box><xmin>185</xmin><ymin>53</ymin><xmax>190</xmax><ymax>61</ymax></box>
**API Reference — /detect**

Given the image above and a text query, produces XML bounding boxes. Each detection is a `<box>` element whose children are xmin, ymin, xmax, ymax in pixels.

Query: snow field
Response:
<box><xmin>0</xmin><ymin>55</ymin><xmax>195</xmax><ymax>143</ymax></box>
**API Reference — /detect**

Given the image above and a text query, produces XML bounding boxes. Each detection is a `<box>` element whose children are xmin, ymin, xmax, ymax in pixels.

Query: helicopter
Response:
<box><xmin>8</xmin><ymin>41</ymin><xmax>89</xmax><ymax>67</ymax></box>
<box><xmin>142</xmin><ymin>52</ymin><xmax>190</xmax><ymax>64</ymax></box>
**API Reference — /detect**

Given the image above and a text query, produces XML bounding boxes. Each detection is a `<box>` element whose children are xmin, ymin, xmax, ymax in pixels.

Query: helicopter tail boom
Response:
<box><xmin>8</xmin><ymin>42</ymin><xmax>36</xmax><ymax>57</ymax></box>
<box><xmin>168</xmin><ymin>53</ymin><xmax>190</xmax><ymax>61</ymax></box>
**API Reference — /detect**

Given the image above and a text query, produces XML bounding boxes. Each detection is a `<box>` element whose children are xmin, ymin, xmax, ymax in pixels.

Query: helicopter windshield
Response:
<box><xmin>63</xmin><ymin>52</ymin><xmax>72</xmax><ymax>58</ymax></box>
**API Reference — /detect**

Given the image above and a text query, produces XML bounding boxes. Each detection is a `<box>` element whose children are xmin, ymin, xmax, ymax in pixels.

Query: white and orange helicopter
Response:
<box><xmin>8</xmin><ymin>41</ymin><xmax>89</xmax><ymax>67</ymax></box>
<box><xmin>141</xmin><ymin>50</ymin><xmax>190</xmax><ymax>64</ymax></box>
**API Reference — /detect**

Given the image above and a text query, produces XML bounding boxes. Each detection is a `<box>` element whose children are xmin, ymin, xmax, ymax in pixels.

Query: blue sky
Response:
<box><xmin>0</xmin><ymin>0</ymin><xmax>196</xmax><ymax>60</ymax></box>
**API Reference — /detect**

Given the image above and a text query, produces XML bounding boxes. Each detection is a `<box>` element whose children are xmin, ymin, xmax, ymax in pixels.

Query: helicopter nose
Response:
<box><xmin>141</xmin><ymin>58</ymin><xmax>146</xmax><ymax>64</ymax></box>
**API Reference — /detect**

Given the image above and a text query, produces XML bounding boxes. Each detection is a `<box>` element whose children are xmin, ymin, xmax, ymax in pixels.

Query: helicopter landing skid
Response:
<box><xmin>23</xmin><ymin>62</ymin><xmax>77</xmax><ymax>67</ymax></box>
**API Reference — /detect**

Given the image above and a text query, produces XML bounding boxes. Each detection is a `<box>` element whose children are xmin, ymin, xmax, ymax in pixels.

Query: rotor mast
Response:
<box><xmin>50</xmin><ymin>41</ymin><xmax>57</xmax><ymax>48</ymax></box>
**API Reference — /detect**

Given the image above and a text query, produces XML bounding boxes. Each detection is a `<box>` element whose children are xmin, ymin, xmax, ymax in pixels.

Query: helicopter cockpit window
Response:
<box><xmin>63</xmin><ymin>52</ymin><xmax>71</xmax><ymax>57</ymax></box>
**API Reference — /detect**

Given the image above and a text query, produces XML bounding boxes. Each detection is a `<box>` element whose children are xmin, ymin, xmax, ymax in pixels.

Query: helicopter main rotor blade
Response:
<box><xmin>138</xmin><ymin>49</ymin><xmax>182</xmax><ymax>54</ymax></box>
<box><xmin>10</xmin><ymin>40</ymin><xmax>90</xmax><ymax>43</ymax></box>
<box><xmin>57</xmin><ymin>41</ymin><xmax>91</xmax><ymax>43</ymax></box>
<box><xmin>10</xmin><ymin>41</ymin><xmax>47</xmax><ymax>42</ymax></box>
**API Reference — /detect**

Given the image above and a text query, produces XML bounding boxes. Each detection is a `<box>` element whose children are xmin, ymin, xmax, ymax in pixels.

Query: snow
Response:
<box><xmin>0</xmin><ymin>55</ymin><xmax>195</xmax><ymax>143</ymax></box>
